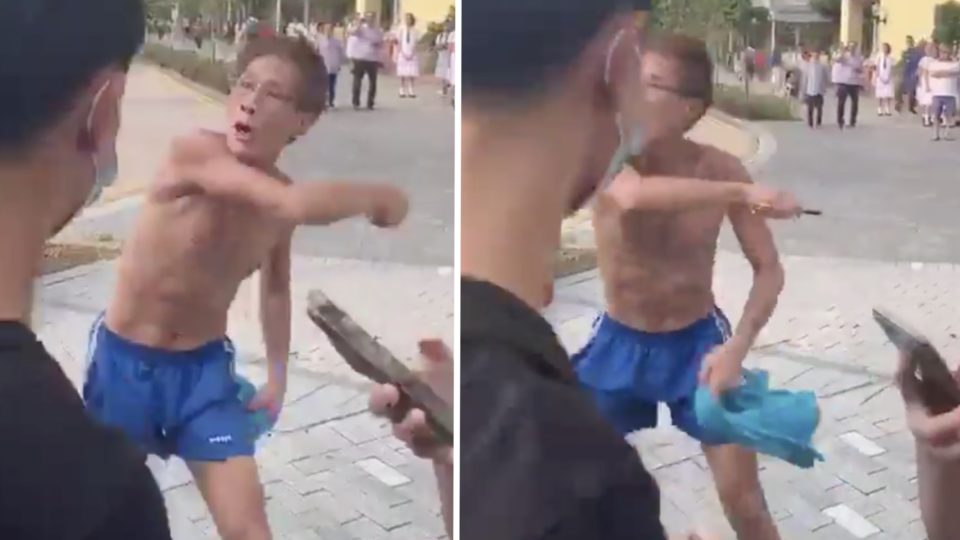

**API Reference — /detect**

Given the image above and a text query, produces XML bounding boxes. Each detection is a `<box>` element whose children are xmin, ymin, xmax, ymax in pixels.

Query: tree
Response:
<box><xmin>935</xmin><ymin>1</ymin><xmax>960</xmax><ymax>46</ymax></box>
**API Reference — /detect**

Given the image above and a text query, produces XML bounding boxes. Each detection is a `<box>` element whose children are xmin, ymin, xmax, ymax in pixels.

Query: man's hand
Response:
<box><xmin>741</xmin><ymin>184</ymin><xmax>803</xmax><ymax>219</ymax></box>
<box><xmin>248</xmin><ymin>369</ymin><xmax>287</xmax><ymax>420</ymax></box>
<box><xmin>367</xmin><ymin>186</ymin><xmax>409</xmax><ymax>228</ymax></box>
<box><xmin>369</xmin><ymin>339</ymin><xmax>453</xmax><ymax>464</ymax></box>
<box><xmin>897</xmin><ymin>352</ymin><xmax>960</xmax><ymax>459</ymax></box>
<box><xmin>700</xmin><ymin>338</ymin><xmax>750</xmax><ymax>397</ymax></box>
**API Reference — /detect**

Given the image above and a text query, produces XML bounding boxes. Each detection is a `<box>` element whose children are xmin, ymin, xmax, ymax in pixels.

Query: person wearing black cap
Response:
<box><xmin>0</xmin><ymin>1</ymin><xmax>171</xmax><ymax>538</ymax></box>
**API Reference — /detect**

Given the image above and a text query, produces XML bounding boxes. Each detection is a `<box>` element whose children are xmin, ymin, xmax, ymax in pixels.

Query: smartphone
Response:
<box><xmin>307</xmin><ymin>290</ymin><xmax>453</xmax><ymax>445</ymax></box>
<box><xmin>873</xmin><ymin>307</ymin><xmax>960</xmax><ymax>414</ymax></box>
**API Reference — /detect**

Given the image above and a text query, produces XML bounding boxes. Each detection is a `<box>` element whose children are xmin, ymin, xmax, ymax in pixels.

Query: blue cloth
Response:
<box><xmin>236</xmin><ymin>377</ymin><xmax>278</xmax><ymax>442</ymax></box>
<box><xmin>694</xmin><ymin>370</ymin><xmax>824</xmax><ymax>469</ymax></box>
<box><xmin>572</xmin><ymin>310</ymin><xmax>733</xmax><ymax>444</ymax></box>
<box><xmin>83</xmin><ymin>315</ymin><xmax>266</xmax><ymax>461</ymax></box>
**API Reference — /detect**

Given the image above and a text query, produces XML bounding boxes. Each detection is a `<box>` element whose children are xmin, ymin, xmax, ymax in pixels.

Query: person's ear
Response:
<box><xmin>82</xmin><ymin>71</ymin><xmax>127</xmax><ymax>153</ymax></box>
<box><xmin>294</xmin><ymin>111</ymin><xmax>319</xmax><ymax>138</ymax></box>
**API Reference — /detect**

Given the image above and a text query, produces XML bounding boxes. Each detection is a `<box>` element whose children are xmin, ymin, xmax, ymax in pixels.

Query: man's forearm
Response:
<box><xmin>612</xmin><ymin>176</ymin><xmax>749</xmax><ymax>212</ymax></box>
<box><xmin>290</xmin><ymin>182</ymin><xmax>390</xmax><ymax>225</ymax></box>
<box><xmin>261</xmin><ymin>292</ymin><xmax>291</xmax><ymax>375</ymax></box>
<box><xmin>434</xmin><ymin>462</ymin><xmax>453</xmax><ymax>537</ymax></box>
<box><xmin>733</xmin><ymin>263</ymin><xmax>784</xmax><ymax>347</ymax></box>
<box><xmin>917</xmin><ymin>443</ymin><xmax>960</xmax><ymax>540</ymax></box>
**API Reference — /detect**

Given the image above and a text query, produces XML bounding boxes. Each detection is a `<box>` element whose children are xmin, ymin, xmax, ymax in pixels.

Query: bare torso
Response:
<box><xmin>106</xmin><ymin>137</ymin><xmax>289</xmax><ymax>350</ymax></box>
<box><xmin>595</xmin><ymin>139</ymin><xmax>735</xmax><ymax>332</ymax></box>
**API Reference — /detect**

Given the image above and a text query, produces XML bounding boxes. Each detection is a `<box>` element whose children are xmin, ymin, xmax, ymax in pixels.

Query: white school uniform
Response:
<box><xmin>447</xmin><ymin>31</ymin><xmax>456</xmax><ymax>85</ymax></box>
<box><xmin>434</xmin><ymin>32</ymin><xmax>451</xmax><ymax>80</ymax></box>
<box><xmin>918</xmin><ymin>56</ymin><xmax>934</xmax><ymax>106</ymax></box>
<box><xmin>873</xmin><ymin>53</ymin><xmax>895</xmax><ymax>99</ymax></box>
<box><xmin>394</xmin><ymin>25</ymin><xmax>420</xmax><ymax>77</ymax></box>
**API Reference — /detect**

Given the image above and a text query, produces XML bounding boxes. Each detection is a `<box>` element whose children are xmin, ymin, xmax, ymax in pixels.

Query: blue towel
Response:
<box><xmin>236</xmin><ymin>376</ymin><xmax>278</xmax><ymax>442</ymax></box>
<box><xmin>694</xmin><ymin>370</ymin><xmax>824</xmax><ymax>468</ymax></box>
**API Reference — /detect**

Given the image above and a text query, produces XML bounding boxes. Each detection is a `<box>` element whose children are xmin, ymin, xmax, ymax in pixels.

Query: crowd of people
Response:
<box><xmin>234</xmin><ymin>11</ymin><xmax>456</xmax><ymax>111</ymax></box>
<box><xmin>779</xmin><ymin>36</ymin><xmax>960</xmax><ymax>141</ymax></box>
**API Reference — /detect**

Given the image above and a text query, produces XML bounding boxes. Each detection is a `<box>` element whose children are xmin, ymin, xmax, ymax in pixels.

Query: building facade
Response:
<box><xmin>843</xmin><ymin>0</ymin><xmax>945</xmax><ymax>57</ymax></box>
<box><xmin>355</xmin><ymin>0</ymin><xmax>453</xmax><ymax>30</ymax></box>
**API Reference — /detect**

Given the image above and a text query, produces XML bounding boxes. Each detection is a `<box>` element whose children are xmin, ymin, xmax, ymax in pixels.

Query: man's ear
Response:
<box><xmin>294</xmin><ymin>111</ymin><xmax>320</xmax><ymax>138</ymax></box>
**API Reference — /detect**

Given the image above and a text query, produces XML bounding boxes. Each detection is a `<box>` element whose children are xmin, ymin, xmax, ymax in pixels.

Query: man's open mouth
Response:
<box><xmin>233</xmin><ymin>121</ymin><xmax>254</xmax><ymax>139</ymax></box>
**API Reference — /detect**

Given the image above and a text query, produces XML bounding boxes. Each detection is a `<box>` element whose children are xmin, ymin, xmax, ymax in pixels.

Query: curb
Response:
<box><xmin>706</xmin><ymin>108</ymin><xmax>777</xmax><ymax>174</ymax></box>
<box><xmin>148</xmin><ymin>62</ymin><xmax>229</xmax><ymax>105</ymax></box>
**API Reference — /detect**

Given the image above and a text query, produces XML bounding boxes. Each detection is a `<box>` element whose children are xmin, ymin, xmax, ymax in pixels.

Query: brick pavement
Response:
<box><xmin>35</xmin><ymin>256</ymin><xmax>452</xmax><ymax>540</ymax></box>
<box><xmin>544</xmin><ymin>251</ymin><xmax>959</xmax><ymax>540</ymax></box>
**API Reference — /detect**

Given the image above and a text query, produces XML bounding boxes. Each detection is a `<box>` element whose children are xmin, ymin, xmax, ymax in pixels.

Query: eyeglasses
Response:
<box><xmin>234</xmin><ymin>78</ymin><xmax>297</xmax><ymax>109</ymax></box>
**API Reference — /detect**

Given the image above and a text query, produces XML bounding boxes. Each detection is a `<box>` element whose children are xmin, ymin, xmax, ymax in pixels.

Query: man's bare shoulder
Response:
<box><xmin>695</xmin><ymin>144</ymin><xmax>750</xmax><ymax>183</ymax></box>
<box><xmin>169</xmin><ymin>129</ymin><xmax>230</xmax><ymax>164</ymax></box>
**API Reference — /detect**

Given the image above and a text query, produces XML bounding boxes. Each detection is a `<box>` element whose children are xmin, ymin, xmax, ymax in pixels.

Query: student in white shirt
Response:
<box><xmin>314</xmin><ymin>22</ymin><xmax>346</xmax><ymax>108</ymax></box>
<box><xmin>800</xmin><ymin>49</ymin><xmax>829</xmax><ymax>128</ymax></box>
<box><xmin>434</xmin><ymin>22</ymin><xmax>453</xmax><ymax>97</ymax></box>
<box><xmin>918</xmin><ymin>41</ymin><xmax>937</xmax><ymax>126</ymax></box>
<box><xmin>872</xmin><ymin>43</ymin><xmax>895</xmax><ymax>116</ymax></box>
<box><xmin>925</xmin><ymin>42</ymin><xmax>960</xmax><ymax>141</ymax></box>
<box><xmin>393</xmin><ymin>13</ymin><xmax>421</xmax><ymax>98</ymax></box>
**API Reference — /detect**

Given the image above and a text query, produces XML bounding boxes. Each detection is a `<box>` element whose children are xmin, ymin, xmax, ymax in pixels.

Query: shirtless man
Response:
<box><xmin>573</xmin><ymin>34</ymin><xmax>784</xmax><ymax>540</ymax></box>
<box><xmin>83</xmin><ymin>37</ymin><xmax>407</xmax><ymax>540</ymax></box>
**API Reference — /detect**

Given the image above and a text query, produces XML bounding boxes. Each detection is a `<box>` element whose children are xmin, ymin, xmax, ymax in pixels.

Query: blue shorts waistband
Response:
<box><xmin>596</xmin><ymin>308</ymin><xmax>730</xmax><ymax>343</ymax></box>
<box><xmin>91</xmin><ymin>314</ymin><xmax>232</xmax><ymax>364</ymax></box>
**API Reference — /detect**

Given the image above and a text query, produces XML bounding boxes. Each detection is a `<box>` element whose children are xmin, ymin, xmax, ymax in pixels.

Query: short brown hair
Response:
<box><xmin>644</xmin><ymin>33</ymin><xmax>713</xmax><ymax>106</ymax></box>
<box><xmin>237</xmin><ymin>36</ymin><xmax>328</xmax><ymax>114</ymax></box>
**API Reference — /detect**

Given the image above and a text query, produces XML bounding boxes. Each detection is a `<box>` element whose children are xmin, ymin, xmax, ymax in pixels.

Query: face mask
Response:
<box><xmin>574</xmin><ymin>28</ymin><xmax>646</xmax><ymax>212</ymax></box>
<box><xmin>83</xmin><ymin>81</ymin><xmax>120</xmax><ymax>207</ymax></box>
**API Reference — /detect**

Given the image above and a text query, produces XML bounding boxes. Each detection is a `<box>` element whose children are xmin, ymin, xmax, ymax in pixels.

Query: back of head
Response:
<box><xmin>0</xmin><ymin>0</ymin><xmax>144</xmax><ymax>156</ymax></box>
<box><xmin>644</xmin><ymin>32</ymin><xmax>714</xmax><ymax>107</ymax></box>
<box><xmin>464</xmin><ymin>0</ymin><xmax>647</xmax><ymax>109</ymax></box>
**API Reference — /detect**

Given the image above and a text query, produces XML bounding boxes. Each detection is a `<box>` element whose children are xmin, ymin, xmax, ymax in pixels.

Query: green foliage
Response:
<box><xmin>140</xmin><ymin>43</ymin><xmax>233</xmax><ymax>95</ymax></box>
<box><xmin>713</xmin><ymin>85</ymin><xmax>797</xmax><ymax>121</ymax></box>
<box><xmin>935</xmin><ymin>1</ymin><xmax>960</xmax><ymax>46</ymax></box>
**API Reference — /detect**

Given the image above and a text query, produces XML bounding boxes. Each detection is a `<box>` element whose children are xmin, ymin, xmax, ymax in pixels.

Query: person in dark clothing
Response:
<box><xmin>348</xmin><ymin>12</ymin><xmax>384</xmax><ymax>110</ymax></box>
<box><xmin>0</xmin><ymin>1</ymin><xmax>171</xmax><ymax>539</ymax></box>
<box><xmin>899</xmin><ymin>35</ymin><xmax>922</xmax><ymax>114</ymax></box>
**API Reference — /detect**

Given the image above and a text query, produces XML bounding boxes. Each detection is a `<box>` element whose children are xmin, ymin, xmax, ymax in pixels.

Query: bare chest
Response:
<box><xmin>171</xmin><ymin>197</ymin><xmax>285</xmax><ymax>276</ymax></box>
<box><xmin>612</xmin><ymin>145</ymin><xmax>727</xmax><ymax>257</ymax></box>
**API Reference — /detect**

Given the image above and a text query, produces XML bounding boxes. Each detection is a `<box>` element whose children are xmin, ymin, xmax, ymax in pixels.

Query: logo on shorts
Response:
<box><xmin>209</xmin><ymin>435</ymin><xmax>233</xmax><ymax>444</ymax></box>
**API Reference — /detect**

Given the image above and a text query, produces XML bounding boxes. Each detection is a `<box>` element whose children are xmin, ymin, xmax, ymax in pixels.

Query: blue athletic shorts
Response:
<box><xmin>572</xmin><ymin>308</ymin><xmax>733</xmax><ymax>445</ymax></box>
<box><xmin>82</xmin><ymin>315</ymin><xmax>256</xmax><ymax>461</ymax></box>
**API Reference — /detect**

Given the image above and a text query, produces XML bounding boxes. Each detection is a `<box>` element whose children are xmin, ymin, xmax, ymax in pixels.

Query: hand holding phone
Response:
<box><xmin>307</xmin><ymin>290</ymin><xmax>453</xmax><ymax>445</ymax></box>
<box><xmin>873</xmin><ymin>307</ymin><xmax>960</xmax><ymax>415</ymax></box>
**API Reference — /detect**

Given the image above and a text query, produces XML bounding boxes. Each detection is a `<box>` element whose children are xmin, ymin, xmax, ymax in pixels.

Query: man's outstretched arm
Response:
<box><xmin>156</xmin><ymin>134</ymin><xmax>409</xmax><ymax>227</ymax></box>
<box><xmin>605</xmin><ymin>165</ymin><xmax>803</xmax><ymax>219</ymax></box>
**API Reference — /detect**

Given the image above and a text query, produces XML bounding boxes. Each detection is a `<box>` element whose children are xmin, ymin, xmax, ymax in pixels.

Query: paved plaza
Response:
<box><xmin>553</xmin><ymin>104</ymin><xmax>960</xmax><ymax>539</ymax></box>
<box><xmin>43</xmin><ymin>62</ymin><xmax>453</xmax><ymax>540</ymax></box>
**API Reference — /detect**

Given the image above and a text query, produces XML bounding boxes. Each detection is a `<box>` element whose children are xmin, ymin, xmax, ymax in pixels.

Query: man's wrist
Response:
<box><xmin>267</xmin><ymin>358</ymin><xmax>289</xmax><ymax>382</ymax></box>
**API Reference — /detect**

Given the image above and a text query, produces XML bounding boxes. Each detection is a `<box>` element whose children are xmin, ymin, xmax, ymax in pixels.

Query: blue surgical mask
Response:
<box><xmin>84</xmin><ymin>81</ymin><xmax>120</xmax><ymax>207</ymax></box>
<box><xmin>602</xmin><ymin>28</ymin><xmax>646</xmax><ymax>180</ymax></box>
<box><xmin>578</xmin><ymin>28</ymin><xmax>646</xmax><ymax>210</ymax></box>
